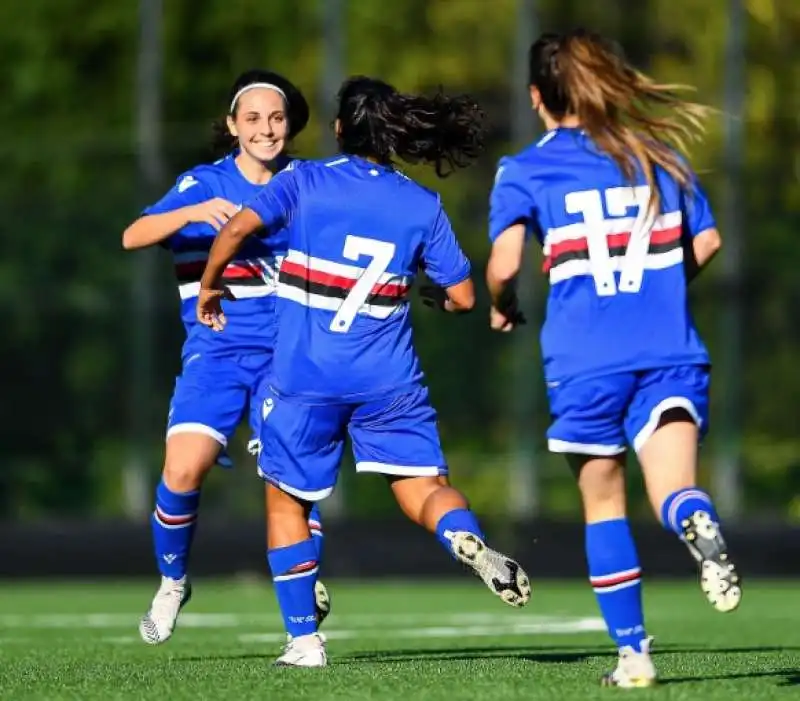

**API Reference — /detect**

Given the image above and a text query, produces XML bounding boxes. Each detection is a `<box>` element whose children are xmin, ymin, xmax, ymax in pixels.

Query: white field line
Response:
<box><xmin>239</xmin><ymin>617</ymin><xmax>606</xmax><ymax>644</ymax></box>
<box><xmin>87</xmin><ymin>617</ymin><xmax>605</xmax><ymax>646</ymax></box>
<box><xmin>0</xmin><ymin>611</ymin><xmax>598</xmax><ymax>630</ymax></box>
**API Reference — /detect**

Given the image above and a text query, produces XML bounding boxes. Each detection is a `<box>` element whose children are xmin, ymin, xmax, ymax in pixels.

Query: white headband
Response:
<box><xmin>230</xmin><ymin>82</ymin><xmax>287</xmax><ymax>113</ymax></box>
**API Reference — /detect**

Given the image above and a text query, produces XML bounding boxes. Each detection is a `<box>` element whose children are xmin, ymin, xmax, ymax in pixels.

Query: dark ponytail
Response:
<box><xmin>336</xmin><ymin>76</ymin><xmax>486</xmax><ymax>178</ymax></box>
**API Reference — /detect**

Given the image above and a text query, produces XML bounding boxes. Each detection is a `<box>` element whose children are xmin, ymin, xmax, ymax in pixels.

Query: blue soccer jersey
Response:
<box><xmin>246</xmin><ymin>155</ymin><xmax>471</xmax><ymax>404</ymax></box>
<box><xmin>144</xmin><ymin>153</ymin><xmax>290</xmax><ymax>358</ymax></box>
<box><xmin>489</xmin><ymin>127</ymin><xmax>714</xmax><ymax>384</ymax></box>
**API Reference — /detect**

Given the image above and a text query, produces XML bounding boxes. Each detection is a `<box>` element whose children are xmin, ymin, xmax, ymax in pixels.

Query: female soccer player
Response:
<box><xmin>197</xmin><ymin>76</ymin><xmax>532</xmax><ymax>667</ymax></box>
<box><xmin>485</xmin><ymin>30</ymin><xmax>741</xmax><ymax>687</ymax></box>
<box><xmin>122</xmin><ymin>69</ymin><xmax>329</xmax><ymax>645</ymax></box>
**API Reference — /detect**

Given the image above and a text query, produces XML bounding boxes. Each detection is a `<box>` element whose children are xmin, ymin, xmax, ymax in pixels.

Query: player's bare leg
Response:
<box><xmin>139</xmin><ymin>432</ymin><xmax>218</xmax><ymax>645</ymax></box>
<box><xmin>390</xmin><ymin>476</ymin><xmax>531</xmax><ymax>607</ymax></box>
<box><xmin>572</xmin><ymin>454</ymin><xmax>657</xmax><ymax>687</ymax></box>
<box><xmin>639</xmin><ymin>410</ymin><xmax>741</xmax><ymax>613</ymax></box>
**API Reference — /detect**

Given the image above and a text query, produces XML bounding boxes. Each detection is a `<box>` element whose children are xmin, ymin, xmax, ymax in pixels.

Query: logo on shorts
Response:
<box><xmin>262</xmin><ymin>397</ymin><xmax>275</xmax><ymax>421</ymax></box>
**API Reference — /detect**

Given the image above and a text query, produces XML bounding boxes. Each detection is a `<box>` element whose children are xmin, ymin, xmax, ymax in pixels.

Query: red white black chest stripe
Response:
<box><xmin>171</xmin><ymin>249</ymin><xmax>279</xmax><ymax>301</ymax></box>
<box><xmin>278</xmin><ymin>249</ymin><xmax>412</xmax><ymax>319</ymax></box>
<box><xmin>542</xmin><ymin>211</ymin><xmax>684</xmax><ymax>284</ymax></box>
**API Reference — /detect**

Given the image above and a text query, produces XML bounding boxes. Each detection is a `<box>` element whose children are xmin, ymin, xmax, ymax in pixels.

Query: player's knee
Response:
<box><xmin>162</xmin><ymin>463</ymin><xmax>207</xmax><ymax>492</ymax></box>
<box><xmin>572</xmin><ymin>457</ymin><xmax>625</xmax><ymax>508</ymax></box>
<box><xmin>162</xmin><ymin>457</ymin><xmax>213</xmax><ymax>492</ymax></box>
<box><xmin>163</xmin><ymin>433</ymin><xmax>222</xmax><ymax>491</ymax></box>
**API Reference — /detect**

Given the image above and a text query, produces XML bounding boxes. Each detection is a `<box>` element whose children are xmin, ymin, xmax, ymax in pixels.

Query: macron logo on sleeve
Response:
<box><xmin>177</xmin><ymin>175</ymin><xmax>199</xmax><ymax>193</ymax></box>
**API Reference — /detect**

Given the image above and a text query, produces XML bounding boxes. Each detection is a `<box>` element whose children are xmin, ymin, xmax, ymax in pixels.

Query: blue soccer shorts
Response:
<box><xmin>166</xmin><ymin>350</ymin><xmax>273</xmax><ymax>467</ymax></box>
<box><xmin>546</xmin><ymin>365</ymin><xmax>710</xmax><ymax>456</ymax></box>
<box><xmin>255</xmin><ymin>384</ymin><xmax>448</xmax><ymax>501</ymax></box>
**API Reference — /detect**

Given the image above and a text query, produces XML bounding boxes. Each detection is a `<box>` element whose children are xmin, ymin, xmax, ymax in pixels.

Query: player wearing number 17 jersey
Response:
<box><xmin>486</xmin><ymin>31</ymin><xmax>741</xmax><ymax>688</ymax></box>
<box><xmin>199</xmin><ymin>76</ymin><xmax>531</xmax><ymax>667</ymax></box>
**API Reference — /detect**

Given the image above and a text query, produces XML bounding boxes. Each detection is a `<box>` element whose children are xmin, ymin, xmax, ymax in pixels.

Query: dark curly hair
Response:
<box><xmin>211</xmin><ymin>69</ymin><xmax>310</xmax><ymax>157</ymax></box>
<box><xmin>335</xmin><ymin>76</ymin><xmax>486</xmax><ymax>178</ymax></box>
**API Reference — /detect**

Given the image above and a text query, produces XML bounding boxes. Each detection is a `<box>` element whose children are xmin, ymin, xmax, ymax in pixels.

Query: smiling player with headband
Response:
<box><xmin>122</xmin><ymin>69</ymin><xmax>331</xmax><ymax>646</ymax></box>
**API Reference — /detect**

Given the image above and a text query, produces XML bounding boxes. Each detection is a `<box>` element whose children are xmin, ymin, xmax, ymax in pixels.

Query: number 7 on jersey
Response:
<box><xmin>329</xmin><ymin>235</ymin><xmax>396</xmax><ymax>333</ymax></box>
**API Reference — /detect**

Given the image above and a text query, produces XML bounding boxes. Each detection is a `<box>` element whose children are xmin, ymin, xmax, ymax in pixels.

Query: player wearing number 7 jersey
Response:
<box><xmin>198</xmin><ymin>76</ymin><xmax>531</xmax><ymax>667</ymax></box>
<box><xmin>486</xmin><ymin>30</ymin><xmax>741</xmax><ymax>688</ymax></box>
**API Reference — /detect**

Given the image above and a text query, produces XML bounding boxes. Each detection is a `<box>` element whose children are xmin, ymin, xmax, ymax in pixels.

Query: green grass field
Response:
<box><xmin>0</xmin><ymin>578</ymin><xmax>796</xmax><ymax>700</ymax></box>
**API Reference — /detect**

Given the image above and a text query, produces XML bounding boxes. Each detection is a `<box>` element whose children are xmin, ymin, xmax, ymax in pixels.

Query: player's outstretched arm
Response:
<box><xmin>196</xmin><ymin>207</ymin><xmax>264</xmax><ymax>331</ymax></box>
<box><xmin>684</xmin><ymin>227</ymin><xmax>722</xmax><ymax>283</ymax></box>
<box><xmin>122</xmin><ymin>199</ymin><xmax>239</xmax><ymax>250</ymax></box>
<box><xmin>486</xmin><ymin>223</ymin><xmax>527</xmax><ymax>332</ymax></box>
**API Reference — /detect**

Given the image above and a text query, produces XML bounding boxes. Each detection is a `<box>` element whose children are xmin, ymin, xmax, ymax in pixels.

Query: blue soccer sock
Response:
<box><xmin>435</xmin><ymin>508</ymin><xmax>486</xmax><ymax>559</ymax></box>
<box><xmin>308</xmin><ymin>504</ymin><xmax>324</xmax><ymax>563</ymax></box>
<box><xmin>151</xmin><ymin>480</ymin><xmax>200</xmax><ymax>580</ymax></box>
<box><xmin>660</xmin><ymin>487</ymin><xmax>720</xmax><ymax>536</ymax></box>
<box><xmin>586</xmin><ymin>518</ymin><xmax>647</xmax><ymax>651</ymax></box>
<box><xmin>267</xmin><ymin>538</ymin><xmax>319</xmax><ymax>639</ymax></box>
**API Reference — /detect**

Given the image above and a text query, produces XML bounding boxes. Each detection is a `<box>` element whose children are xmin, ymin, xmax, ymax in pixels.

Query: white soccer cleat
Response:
<box><xmin>450</xmin><ymin>532</ymin><xmax>531</xmax><ymax>607</ymax></box>
<box><xmin>601</xmin><ymin>636</ymin><xmax>658</xmax><ymax>688</ymax></box>
<box><xmin>314</xmin><ymin>579</ymin><xmax>331</xmax><ymax>628</ymax></box>
<box><xmin>138</xmin><ymin>575</ymin><xmax>192</xmax><ymax>645</ymax></box>
<box><xmin>274</xmin><ymin>633</ymin><xmax>327</xmax><ymax>667</ymax></box>
<box><xmin>681</xmin><ymin>510</ymin><xmax>742</xmax><ymax>613</ymax></box>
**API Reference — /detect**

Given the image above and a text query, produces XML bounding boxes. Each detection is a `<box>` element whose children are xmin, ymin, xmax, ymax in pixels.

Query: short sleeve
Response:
<box><xmin>421</xmin><ymin>202</ymin><xmax>471</xmax><ymax>288</ymax></box>
<box><xmin>681</xmin><ymin>173</ymin><xmax>716</xmax><ymax>237</ymax></box>
<box><xmin>143</xmin><ymin>173</ymin><xmax>211</xmax><ymax>216</ymax></box>
<box><xmin>488</xmin><ymin>157</ymin><xmax>539</xmax><ymax>243</ymax></box>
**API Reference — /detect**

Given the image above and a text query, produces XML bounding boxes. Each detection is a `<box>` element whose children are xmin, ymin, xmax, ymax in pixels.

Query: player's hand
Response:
<box><xmin>490</xmin><ymin>306</ymin><xmax>516</xmax><ymax>332</ymax></box>
<box><xmin>185</xmin><ymin>198</ymin><xmax>239</xmax><ymax>231</ymax></box>
<box><xmin>490</xmin><ymin>287</ymin><xmax>526</xmax><ymax>332</ymax></box>
<box><xmin>197</xmin><ymin>286</ymin><xmax>234</xmax><ymax>331</ymax></box>
<box><xmin>419</xmin><ymin>284</ymin><xmax>449</xmax><ymax>311</ymax></box>
<box><xmin>490</xmin><ymin>295</ymin><xmax>526</xmax><ymax>332</ymax></box>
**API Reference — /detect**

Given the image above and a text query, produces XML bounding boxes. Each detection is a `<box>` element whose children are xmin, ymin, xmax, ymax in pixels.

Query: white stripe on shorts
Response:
<box><xmin>355</xmin><ymin>461</ymin><xmax>442</xmax><ymax>476</ymax></box>
<box><xmin>548</xmin><ymin>439</ymin><xmax>626</xmax><ymax>456</ymax></box>
<box><xmin>167</xmin><ymin>422</ymin><xmax>227</xmax><ymax>447</ymax></box>
<box><xmin>256</xmin><ymin>466</ymin><xmax>334</xmax><ymax>502</ymax></box>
